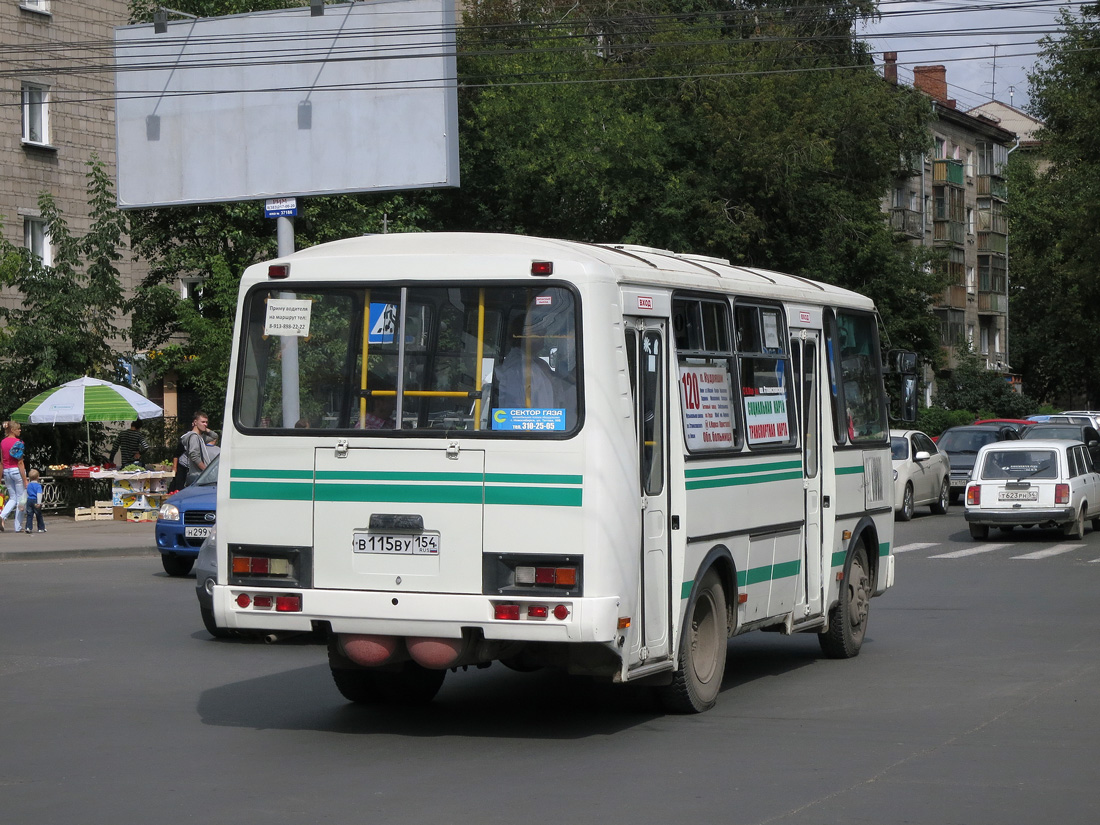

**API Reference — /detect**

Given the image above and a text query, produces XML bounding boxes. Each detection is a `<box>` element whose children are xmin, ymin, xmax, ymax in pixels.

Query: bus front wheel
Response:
<box><xmin>658</xmin><ymin>569</ymin><xmax>728</xmax><ymax>714</ymax></box>
<box><xmin>819</xmin><ymin>545</ymin><xmax>870</xmax><ymax>659</ymax></box>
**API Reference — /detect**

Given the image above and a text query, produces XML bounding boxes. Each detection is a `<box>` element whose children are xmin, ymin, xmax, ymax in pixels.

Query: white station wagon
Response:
<box><xmin>964</xmin><ymin>439</ymin><xmax>1100</xmax><ymax>540</ymax></box>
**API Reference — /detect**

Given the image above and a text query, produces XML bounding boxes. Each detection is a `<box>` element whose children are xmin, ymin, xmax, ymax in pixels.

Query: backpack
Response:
<box><xmin>8</xmin><ymin>439</ymin><xmax>24</xmax><ymax>460</ymax></box>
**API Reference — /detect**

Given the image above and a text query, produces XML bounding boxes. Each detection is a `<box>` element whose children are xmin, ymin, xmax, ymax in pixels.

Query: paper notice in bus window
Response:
<box><xmin>763</xmin><ymin>311</ymin><xmax>781</xmax><ymax>350</ymax></box>
<box><xmin>744</xmin><ymin>392</ymin><xmax>790</xmax><ymax>444</ymax></box>
<box><xmin>264</xmin><ymin>299</ymin><xmax>312</xmax><ymax>337</ymax></box>
<box><xmin>679</xmin><ymin>364</ymin><xmax>735</xmax><ymax>450</ymax></box>
<box><xmin>491</xmin><ymin>409</ymin><xmax>566</xmax><ymax>431</ymax></box>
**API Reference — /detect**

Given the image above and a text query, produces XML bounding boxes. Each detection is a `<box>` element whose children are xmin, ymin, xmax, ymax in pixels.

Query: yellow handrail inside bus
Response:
<box><xmin>359</xmin><ymin>290</ymin><xmax>370</xmax><ymax>428</ymax></box>
<box><xmin>474</xmin><ymin>288</ymin><xmax>485</xmax><ymax>430</ymax></box>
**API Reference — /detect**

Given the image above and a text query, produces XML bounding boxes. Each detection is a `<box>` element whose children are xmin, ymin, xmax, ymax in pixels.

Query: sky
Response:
<box><xmin>858</xmin><ymin>0</ymin><xmax>1089</xmax><ymax>113</ymax></box>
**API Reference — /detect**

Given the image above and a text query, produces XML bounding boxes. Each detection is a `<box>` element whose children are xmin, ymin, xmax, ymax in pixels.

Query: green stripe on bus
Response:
<box><xmin>685</xmin><ymin>460</ymin><xmax>802</xmax><ymax>479</ymax></box>
<box><xmin>681</xmin><ymin>580</ymin><xmax>694</xmax><ymax>600</ymax></box>
<box><xmin>835</xmin><ymin>466</ymin><xmax>864</xmax><ymax>475</ymax></box>
<box><xmin>737</xmin><ymin>558</ymin><xmax>802</xmax><ymax>587</ymax></box>
<box><xmin>485</xmin><ymin>486</ymin><xmax>582</xmax><ymax>507</ymax></box>
<box><xmin>230</xmin><ymin>469</ymin><xmax>313</xmax><ymax>480</ymax></box>
<box><xmin>230</xmin><ymin>481</ymin><xmax>314</xmax><ymax>501</ymax></box>
<box><xmin>879</xmin><ymin>542</ymin><xmax>890</xmax><ymax>557</ymax></box>
<box><xmin>686</xmin><ymin>471</ymin><xmax>803</xmax><ymax>490</ymax></box>
<box><xmin>830</xmin><ymin>544</ymin><xmax>891</xmax><ymax>568</ymax></box>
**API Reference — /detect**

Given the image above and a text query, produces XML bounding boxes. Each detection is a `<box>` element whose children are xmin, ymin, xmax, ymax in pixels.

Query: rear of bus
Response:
<box><xmin>212</xmin><ymin>235</ymin><xmax>635</xmax><ymax>688</ymax></box>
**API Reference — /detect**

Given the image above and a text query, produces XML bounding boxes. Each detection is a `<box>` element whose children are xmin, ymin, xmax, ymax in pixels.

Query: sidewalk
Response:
<box><xmin>0</xmin><ymin>515</ymin><xmax>156</xmax><ymax>562</ymax></box>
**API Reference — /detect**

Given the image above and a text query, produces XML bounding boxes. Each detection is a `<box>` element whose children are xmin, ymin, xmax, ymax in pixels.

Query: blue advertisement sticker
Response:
<box><xmin>491</xmin><ymin>409</ymin><xmax>566</xmax><ymax>431</ymax></box>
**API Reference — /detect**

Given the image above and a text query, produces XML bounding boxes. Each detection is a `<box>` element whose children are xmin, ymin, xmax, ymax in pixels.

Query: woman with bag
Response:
<box><xmin>1</xmin><ymin>420</ymin><xmax>29</xmax><ymax>533</ymax></box>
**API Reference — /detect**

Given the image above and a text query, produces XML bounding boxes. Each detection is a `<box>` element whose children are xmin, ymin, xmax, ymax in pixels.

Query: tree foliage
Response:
<box><xmin>1007</xmin><ymin>5</ymin><xmax>1100</xmax><ymax>406</ymax></box>
<box><xmin>929</xmin><ymin>346</ymin><xmax>1035</xmax><ymax>420</ymax></box>
<box><xmin>123</xmin><ymin>0</ymin><xmax>946</xmax><ymax>410</ymax></box>
<box><xmin>0</xmin><ymin>157</ymin><xmax>128</xmax><ymax>461</ymax></box>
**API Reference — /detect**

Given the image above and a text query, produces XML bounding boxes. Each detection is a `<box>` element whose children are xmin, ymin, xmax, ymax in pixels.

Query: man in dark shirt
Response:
<box><xmin>113</xmin><ymin>420</ymin><xmax>150</xmax><ymax>467</ymax></box>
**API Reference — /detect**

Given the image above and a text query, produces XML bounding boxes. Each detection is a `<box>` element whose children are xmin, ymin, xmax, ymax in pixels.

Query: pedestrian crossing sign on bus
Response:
<box><xmin>368</xmin><ymin>303</ymin><xmax>398</xmax><ymax>344</ymax></box>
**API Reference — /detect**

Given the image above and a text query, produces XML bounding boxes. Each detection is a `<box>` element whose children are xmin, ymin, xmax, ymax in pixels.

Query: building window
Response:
<box><xmin>966</xmin><ymin>148</ymin><xmax>975</xmax><ymax>179</ymax></box>
<box><xmin>21</xmin><ymin>83</ymin><xmax>49</xmax><ymax>145</ymax></box>
<box><xmin>20</xmin><ymin>0</ymin><xmax>51</xmax><ymax>12</ymax></box>
<box><xmin>24</xmin><ymin>216</ymin><xmax>52</xmax><ymax>267</ymax></box>
<box><xmin>934</xmin><ymin>137</ymin><xmax>946</xmax><ymax>159</ymax></box>
<box><xmin>980</xmin><ymin>326</ymin><xmax>990</xmax><ymax>355</ymax></box>
<box><xmin>967</xmin><ymin>267</ymin><xmax>976</xmax><ymax>294</ymax></box>
<box><xmin>967</xmin><ymin>207</ymin><xmax>974</xmax><ymax>235</ymax></box>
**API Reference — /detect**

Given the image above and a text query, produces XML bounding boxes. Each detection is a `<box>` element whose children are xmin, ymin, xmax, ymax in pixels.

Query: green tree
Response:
<box><xmin>930</xmin><ymin>346</ymin><xmax>1035</xmax><ymax>420</ymax></box>
<box><xmin>1007</xmin><ymin>5</ymin><xmax>1100</xmax><ymax>406</ymax></box>
<box><xmin>0</xmin><ymin>156</ymin><xmax>128</xmax><ymax>461</ymax></box>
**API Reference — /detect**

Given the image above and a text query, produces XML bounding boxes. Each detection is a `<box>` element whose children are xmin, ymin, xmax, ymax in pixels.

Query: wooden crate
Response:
<box><xmin>74</xmin><ymin>507</ymin><xmax>96</xmax><ymax>522</ymax></box>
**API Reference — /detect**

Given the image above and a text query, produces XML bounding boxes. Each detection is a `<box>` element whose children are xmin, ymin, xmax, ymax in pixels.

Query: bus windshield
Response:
<box><xmin>235</xmin><ymin>284</ymin><xmax>580</xmax><ymax>435</ymax></box>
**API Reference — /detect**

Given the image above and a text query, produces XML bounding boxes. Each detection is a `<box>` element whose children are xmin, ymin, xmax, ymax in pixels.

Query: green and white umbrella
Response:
<box><xmin>11</xmin><ymin>377</ymin><xmax>163</xmax><ymax>461</ymax></box>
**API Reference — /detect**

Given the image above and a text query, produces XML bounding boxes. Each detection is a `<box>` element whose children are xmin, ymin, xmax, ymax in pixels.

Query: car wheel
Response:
<box><xmin>658</xmin><ymin>569</ymin><xmax>728</xmax><ymax>713</ymax></box>
<box><xmin>819</xmin><ymin>546</ymin><xmax>871</xmax><ymax>660</ymax></box>
<box><xmin>896</xmin><ymin>483</ymin><xmax>914</xmax><ymax>522</ymax></box>
<box><xmin>1064</xmin><ymin>505</ymin><xmax>1086</xmax><ymax>540</ymax></box>
<box><xmin>969</xmin><ymin>523</ymin><xmax>989</xmax><ymax>540</ymax></box>
<box><xmin>161</xmin><ymin>553</ymin><xmax>195</xmax><ymax>577</ymax></box>
<box><xmin>930</xmin><ymin>477</ymin><xmax>949</xmax><ymax>515</ymax></box>
<box><xmin>200</xmin><ymin>605</ymin><xmax>231</xmax><ymax>639</ymax></box>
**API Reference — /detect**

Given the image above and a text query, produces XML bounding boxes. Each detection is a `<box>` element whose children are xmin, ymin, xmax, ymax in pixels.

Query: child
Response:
<box><xmin>25</xmin><ymin>469</ymin><xmax>46</xmax><ymax>534</ymax></box>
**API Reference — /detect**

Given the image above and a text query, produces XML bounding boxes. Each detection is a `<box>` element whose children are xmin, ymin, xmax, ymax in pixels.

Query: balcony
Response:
<box><xmin>933</xmin><ymin>220</ymin><xmax>965</xmax><ymax>245</ymax></box>
<box><xmin>976</xmin><ymin>175</ymin><xmax>1008</xmax><ymax>200</ymax></box>
<box><xmin>932</xmin><ymin>159</ymin><xmax>965</xmax><ymax>186</ymax></box>
<box><xmin>938</xmin><ymin>284</ymin><xmax>969</xmax><ymax>309</ymax></box>
<box><xmin>978</xmin><ymin>232</ymin><xmax>1008</xmax><ymax>254</ymax></box>
<box><xmin>889</xmin><ymin>207</ymin><xmax>923</xmax><ymax>238</ymax></box>
<box><xmin>978</xmin><ymin>291</ymin><xmax>1006</xmax><ymax>314</ymax></box>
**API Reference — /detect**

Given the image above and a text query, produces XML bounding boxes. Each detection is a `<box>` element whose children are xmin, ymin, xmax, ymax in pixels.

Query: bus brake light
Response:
<box><xmin>495</xmin><ymin>604</ymin><xmax>520</xmax><ymax>620</ymax></box>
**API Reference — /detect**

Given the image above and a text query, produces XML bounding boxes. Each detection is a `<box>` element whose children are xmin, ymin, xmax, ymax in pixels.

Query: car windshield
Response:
<box><xmin>192</xmin><ymin>455</ymin><xmax>219</xmax><ymax>487</ymax></box>
<box><xmin>981</xmin><ymin>449</ymin><xmax>1058</xmax><ymax>480</ymax></box>
<box><xmin>1023</xmin><ymin>427</ymin><xmax>1080</xmax><ymax>441</ymax></box>
<box><xmin>937</xmin><ymin>430</ymin><xmax>998</xmax><ymax>453</ymax></box>
<box><xmin>891</xmin><ymin>436</ymin><xmax>909</xmax><ymax>460</ymax></box>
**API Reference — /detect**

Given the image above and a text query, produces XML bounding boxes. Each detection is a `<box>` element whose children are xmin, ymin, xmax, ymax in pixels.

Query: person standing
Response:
<box><xmin>1</xmin><ymin>420</ymin><xmax>29</xmax><ymax>533</ymax></box>
<box><xmin>112</xmin><ymin>420</ymin><xmax>150</xmax><ymax>467</ymax></box>
<box><xmin>24</xmin><ymin>468</ymin><xmax>46</xmax><ymax>534</ymax></box>
<box><xmin>181</xmin><ymin>410</ymin><xmax>211</xmax><ymax>487</ymax></box>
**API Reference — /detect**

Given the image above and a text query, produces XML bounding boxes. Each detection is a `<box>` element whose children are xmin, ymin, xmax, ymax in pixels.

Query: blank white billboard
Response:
<box><xmin>114</xmin><ymin>1</ymin><xmax>458</xmax><ymax>208</ymax></box>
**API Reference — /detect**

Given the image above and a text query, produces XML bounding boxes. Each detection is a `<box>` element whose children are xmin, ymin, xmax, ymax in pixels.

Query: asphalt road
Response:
<box><xmin>2</xmin><ymin>507</ymin><xmax>1098</xmax><ymax>825</ymax></box>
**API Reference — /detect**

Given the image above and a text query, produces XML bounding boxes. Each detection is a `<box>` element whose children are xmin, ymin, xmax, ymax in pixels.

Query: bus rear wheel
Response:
<box><xmin>658</xmin><ymin>569</ymin><xmax>727</xmax><ymax>714</ymax></box>
<box><xmin>331</xmin><ymin>661</ymin><xmax>446</xmax><ymax>705</ymax></box>
<box><xmin>819</xmin><ymin>546</ymin><xmax>870</xmax><ymax>659</ymax></box>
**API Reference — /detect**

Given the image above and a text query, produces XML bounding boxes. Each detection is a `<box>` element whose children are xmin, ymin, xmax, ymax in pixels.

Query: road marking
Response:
<box><xmin>894</xmin><ymin>543</ymin><xmax>939</xmax><ymax>553</ymax></box>
<box><xmin>929</xmin><ymin>544</ymin><xmax>1010</xmax><ymax>559</ymax></box>
<box><xmin>1011</xmin><ymin>544</ymin><xmax>1084</xmax><ymax>560</ymax></box>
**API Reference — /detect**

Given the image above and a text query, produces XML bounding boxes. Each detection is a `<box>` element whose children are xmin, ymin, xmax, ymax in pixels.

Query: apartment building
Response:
<box><xmin>1</xmin><ymin>1</ymin><xmax>168</xmax><ymax>400</ymax></box>
<box><xmin>883</xmin><ymin>57</ymin><xmax>1017</xmax><ymax>394</ymax></box>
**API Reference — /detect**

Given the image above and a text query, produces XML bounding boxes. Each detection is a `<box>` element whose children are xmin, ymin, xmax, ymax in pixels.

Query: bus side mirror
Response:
<box><xmin>887</xmin><ymin>350</ymin><xmax>919</xmax><ymax>423</ymax></box>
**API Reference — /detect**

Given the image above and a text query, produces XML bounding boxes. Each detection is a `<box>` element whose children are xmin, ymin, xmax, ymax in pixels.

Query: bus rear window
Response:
<box><xmin>235</xmin><ymin>285</ymin><xmax>580</xmax><ymax>435</ymax></box>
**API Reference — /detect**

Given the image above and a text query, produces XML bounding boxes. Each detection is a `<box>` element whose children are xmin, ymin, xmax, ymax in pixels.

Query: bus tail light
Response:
<box><xmin>268</xmin><ymin>264</ymin><xmax>289</xmax><ymax>279</ymax></box>
<box><xmin>275</xmin><ymin>595</ymin><xmax>301</xmax><ymax>612</ymax></box>
<box><xmin>1056</xmin><ymin>483</ymin><xmax>1070</xmax><ymax>504</ymax></box>
<box><xmin>967</xmin><ymin>485</ymin><xmax>980</xmax><ymax>506</ymax></box>
<box><xmin>528</xmin><ymin>605</ymin><xmax>548</xmax><ymax>619</ymax></box>
<box><xmin>486</xmin><ymin>554</ymin><xmax>583</xmax><ymax>597</ymax></box>
<box><xmin>232</xmin><ymin>554</ymin><xmax>291</xmax><ymax>576</ymax></box>
<box><xmin>495</xmin><ymin>604</ymin><xmax>520</xmax><ymax>620</ymax></box>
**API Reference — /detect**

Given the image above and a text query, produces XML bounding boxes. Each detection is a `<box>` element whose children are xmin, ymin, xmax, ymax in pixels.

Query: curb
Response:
<box><xmin>0</xmin><ymin>546</ymin><xmax>158</xmax><ymax>562</ymax></box>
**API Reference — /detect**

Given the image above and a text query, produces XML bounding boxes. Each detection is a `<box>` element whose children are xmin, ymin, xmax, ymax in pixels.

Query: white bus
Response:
<box><xmin>214</xmin><ymin>232</ymin><xmax>909</xmax><ymax>712</ymax></box>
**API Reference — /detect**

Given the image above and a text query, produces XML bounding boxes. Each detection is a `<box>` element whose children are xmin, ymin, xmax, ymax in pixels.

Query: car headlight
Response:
<box><xmin>158</xmin><ymin>502</ymin><xmax>181</xmax><ymax>521</ymax></box>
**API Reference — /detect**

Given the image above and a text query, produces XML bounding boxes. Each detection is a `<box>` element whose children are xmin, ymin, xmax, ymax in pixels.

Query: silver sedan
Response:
<box><xmin>891</xmin><ymin>429</ymin><xmax>951</xmax><ymax>521</ymax></box>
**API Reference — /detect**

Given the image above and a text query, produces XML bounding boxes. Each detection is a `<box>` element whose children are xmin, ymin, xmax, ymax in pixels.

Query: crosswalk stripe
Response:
<box><xmin>929</xmin><ymin>544</ymin><xmax>1010</xmax><ymax>559</ymax></box>
<box><xmin>1010</xmin><ymin>544</ymin><xmax>1084</xmax><ymax>560</ymax></box>
<box><xmin>894</xmin><ymin>543</ymin><xmax>939</xmax><ymax>553</ymax></box>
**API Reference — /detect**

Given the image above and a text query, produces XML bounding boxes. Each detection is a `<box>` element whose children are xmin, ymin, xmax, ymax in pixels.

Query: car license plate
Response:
<box><xmin>999</xmin><ymin>490</ymin><xmax>1038</xmax><ymax>501</ymax></box>
<box><xmin>185</xmin><ymin>525</ymin><xmax>214</xmax><ymax>539</ymax></box>
<box><xmin>352</xmin><ymin>532</ymin><xmax>440</xmax><ymax>555</ymax></box>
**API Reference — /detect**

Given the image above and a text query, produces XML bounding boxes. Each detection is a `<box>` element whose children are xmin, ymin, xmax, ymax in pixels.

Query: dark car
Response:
<box><xmin>972</xmin><ymin>418</ymin><xmax>1034</xmax><ymax>435</ymax></box>
<box><xmin>155</xmin><ymin>455</ymin><xmax>217</xmax><ymax>576</ymax></box>
<box><xmin>937</xmin><ymin>424</ymin><xmax>1021</xmax><ymax>500</ymax></box>
<box><xmin>1022</xmin><ymin>423</ymin><xmax>1100</xmax><ymax>465</ymax></box>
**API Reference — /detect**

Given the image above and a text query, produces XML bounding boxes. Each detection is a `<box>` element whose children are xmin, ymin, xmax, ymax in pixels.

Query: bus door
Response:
<box><xmin>791</xmin><ymin>329</ymin><xmax>823</xmax><ymax>615</ymax></box>
<box><xmin>625</xmin><ymin>319</ymin><xmax>670</xmax><ymax>663</ymax></box>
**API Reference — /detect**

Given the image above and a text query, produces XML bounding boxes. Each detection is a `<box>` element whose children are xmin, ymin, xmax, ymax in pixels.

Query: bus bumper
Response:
<box><xmin>213</xmin><ymin>586</ymin><xmax>622</xmax><ymax>644</ymax></box>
